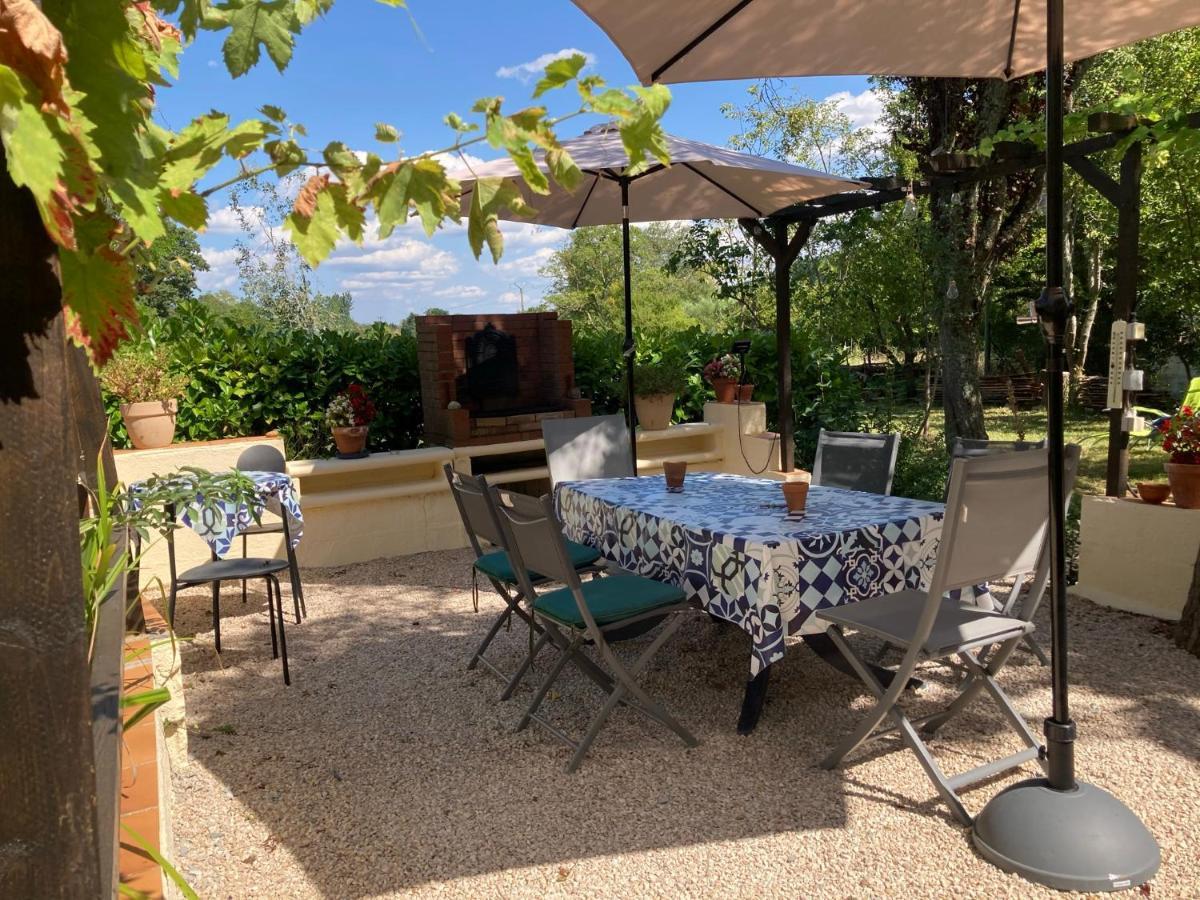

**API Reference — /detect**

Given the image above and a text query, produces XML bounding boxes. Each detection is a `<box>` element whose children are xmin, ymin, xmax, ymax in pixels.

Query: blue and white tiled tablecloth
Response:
<box><xmin>555</xmin><ymin>473</ymin><xmax>952</xmax><ymax>676</ymax></box>
<box><xmin>132</xmin><ymin>470</ymin><xmax>303</xmax><ymax>557</ymax></box>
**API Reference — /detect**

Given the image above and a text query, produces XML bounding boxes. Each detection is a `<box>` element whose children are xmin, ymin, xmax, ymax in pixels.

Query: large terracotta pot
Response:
<box><xmin>635</xmin><ymin>393</ymin><xmax>675</xmax><ymax>431</ymax></box>
<box><xmin>738</xmin><ymin>383</ymin><xmax>754</xmax><ymax>403</ymax></box>
<box><xmin>332</xmin><ymin>426</ymin><xmax>369</xmax><ymax>457</ymax></box>
<box><xmin>1166</xmin><ymin>463</ymin><xmax>1200</xmax><ymax>509</ymax></box>
<box><xmin>711</xmin><ymin>378</ymin><xmax>737</xmax><ymax>403</ymax></box>
<box><xmin>120</xmin><ymin>399</ymin><xmax>178</xmax><ymax>450</ymax></box>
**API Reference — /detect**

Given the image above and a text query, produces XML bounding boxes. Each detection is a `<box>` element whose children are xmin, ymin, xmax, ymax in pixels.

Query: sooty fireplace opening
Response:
<box><xmin>465</xmin><ymin>323</ymin><xmax>518</xmax><ymax>410</ymax></box>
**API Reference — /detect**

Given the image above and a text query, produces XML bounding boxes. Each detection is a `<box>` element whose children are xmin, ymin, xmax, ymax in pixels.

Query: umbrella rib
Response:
<box><xmin>650</xmin><ymin>0</ymin><xmax>757</xmax><ymax>83</ymax></box>
<box><xmin>680</xmin><ymin>161</ymin><xmax>763</xmax><ymax>217</ymax></box>
<box><xmin>570</xmin><ymin>171</ymin><xmax>602</xmax><ymax>229</ymax></box>
<box><xmin>1004</xmin><ymin>0</ymin><xmax>1023</xmax><ymax>79</ymax></box>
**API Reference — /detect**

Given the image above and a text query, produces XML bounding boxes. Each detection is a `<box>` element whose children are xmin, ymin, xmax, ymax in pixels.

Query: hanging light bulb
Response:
<box><xmin>902</xmin><ymin>182</ymin><xmax>917</xmax><ymax>220</ymax></box>
<box><xmin>945</xmin><ymin>278</ymin><xmax>959</xmax><ymax>301</ymax></box>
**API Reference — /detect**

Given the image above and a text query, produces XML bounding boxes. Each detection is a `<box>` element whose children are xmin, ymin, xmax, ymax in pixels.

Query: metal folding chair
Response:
<box><xmin>164</xmin><ymin>504</ymin><xmax>293</xmax><ymax>685</ymax></box>
<box><xmin>443</xmin><ymin>464</ymin><xmax>603</xmax><ymax>699</ymax></box>
<box><xmin>542</xmin><ymin>414</ymin><xmax>634</xmax><ymax>487</ymax></box>
<box><xmin>234</xmin><ymin>444</ymin><xmax>305</xmax><ymax>623</ymax></box>
<box><xmin>815</xmin><ymin>450</ymin><xmax>1053</xmax><ymax>825</ymax></box>
<box><xmin>812</xmin><ymin>429</ymin><xmax>901</xmax><ymax>495</ymax></box>
<box><xmin>490</xmin><ymin>486</ymin><xmax>698</xmax><ymax>772</ymax></box>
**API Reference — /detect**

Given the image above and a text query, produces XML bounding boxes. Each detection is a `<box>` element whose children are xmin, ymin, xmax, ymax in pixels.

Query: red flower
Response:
<box><xmin>1182</xmin><ymin>405</ymin><xmax>1194</xmax><ymax>416</ymax></box>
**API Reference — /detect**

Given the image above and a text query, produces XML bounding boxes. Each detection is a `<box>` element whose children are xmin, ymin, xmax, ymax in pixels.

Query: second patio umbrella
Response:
<box><xmin>455</xmin><ymin>123</ymin><xmax>863</xmax><ymax>467</ymax></box>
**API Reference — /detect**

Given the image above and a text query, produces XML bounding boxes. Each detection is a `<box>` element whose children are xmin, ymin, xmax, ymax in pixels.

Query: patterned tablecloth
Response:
<box><xmin>555</xmin><ymin>472</ymin><xmax>951</xmax><ymax>676</ymax></box>
<box><xmin>131</xmin><ymin>470</ymin><xmax>304</xmax><ymax>557</ymax></box>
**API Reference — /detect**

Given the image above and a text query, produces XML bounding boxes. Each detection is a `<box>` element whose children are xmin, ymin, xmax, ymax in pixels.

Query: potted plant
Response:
<box><xmin>704</xmin><ymin>353</ymin><xmax>740</xmax><ymax>404</ymax></box>
<box><xmin>1156</xmin><ymin>404</ymin><xmax>1200</xmax><ymax>508</ymax></box>
<box><xmin>100</xmin><ymin>343</ymin><xmax>188</xmax><ymax>450</ymax></box>
<box><xmin>326</xmin><ymin>383</ymin><xmax>377</xmax><ymax>458</ymax></box>
<box><xmin>631</xmin><ymin>362</ymin><xmax>687</xmax><ymax>431</ymax></box>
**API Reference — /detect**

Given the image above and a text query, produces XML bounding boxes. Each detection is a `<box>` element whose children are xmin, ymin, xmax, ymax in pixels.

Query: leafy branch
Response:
<box><xmin>0</xmin><ymin>1</ymin><xmax>672</xmax><ymax>364</ymax></box>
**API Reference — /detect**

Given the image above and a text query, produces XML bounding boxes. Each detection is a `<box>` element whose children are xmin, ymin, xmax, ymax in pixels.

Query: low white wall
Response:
<box><xmin>1075</xmin><ymin>495</ymin><xmax>1200</xmax><ymax>621</ymax></box>
<box><xmin>114</xmin><ymin>405</ymin><xmax>780</xmax><ymax>578</ymax></box>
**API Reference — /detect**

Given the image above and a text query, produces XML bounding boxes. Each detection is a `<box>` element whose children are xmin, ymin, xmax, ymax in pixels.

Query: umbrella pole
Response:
<box><xmin>972</xmin><ymin>1</ymin><xmax>1159</xmax><ymax>890</ymax></box>
<box><xmin>774</xmin><ymin>220</ymin><xmax>793</xmax><ymax>473</ymax></box>
<box><xmin>621</xmin><ymin>177</ymin><xmax>637</xmax><ymax>470</ymax></box>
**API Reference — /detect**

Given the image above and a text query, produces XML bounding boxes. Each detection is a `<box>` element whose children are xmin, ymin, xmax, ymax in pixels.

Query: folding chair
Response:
<box><xmin>234</xmin><ymin>444</ymin><xmax>305</xmax><ymax>623</ymax></box>
<box><xmin>542</xmin><ymin>414</ymin><xmax>634</xmax><ymax>487</ymax></box>
<box><xmin>443</xmin><ymin>464</ymin><xmax>603</xmax><ymax>698</ymax></box>
<box><xmin>812</xmin><ymin>429</ymin><xmax>901</xmax><ymax>495</ymax></box>
<box><xmin>490</xmin><ymin>486</ymin><xmax>698</xmax><ymax>772</ymax></box>
<box><xmin>815</xmin><ymin>450</ymin><xmax>1052</xmax><ymax>826</ymax></box>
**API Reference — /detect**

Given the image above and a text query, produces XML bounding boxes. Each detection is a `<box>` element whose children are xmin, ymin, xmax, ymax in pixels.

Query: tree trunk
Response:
<box><xmin>0</xmin><ymin>155</ymin><xmax>103</xmax><ymax>896</ymax></box>
<box><xmin>1177</xmin><ymin>541</ymin><xmax>1200</xmax><ymax>658</ymax></box>
<box><xmin>1069</xmin><ymin>238</ymin><xmax>1104</xmax><ymax>403</ymax></box>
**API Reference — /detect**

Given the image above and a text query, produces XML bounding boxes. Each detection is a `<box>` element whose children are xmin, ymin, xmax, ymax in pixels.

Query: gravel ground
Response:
<box><xmin>168</xmin><ymin>549</ymin><xmax>1200</xmax><ymax>899</ymax></box>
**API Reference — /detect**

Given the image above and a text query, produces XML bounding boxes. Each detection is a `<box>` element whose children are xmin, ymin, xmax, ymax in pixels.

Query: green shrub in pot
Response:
<box><xmin>100</xmin><ymin>344</ymin><xmax>189</xmax><ymax>449</ymax></box>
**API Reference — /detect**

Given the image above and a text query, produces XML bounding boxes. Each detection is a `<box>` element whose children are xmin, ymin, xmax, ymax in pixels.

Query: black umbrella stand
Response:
<box><xmin>970</xmin><ymin>0</ymin><xmax>1160</xmax><ymax>891</ymax></box>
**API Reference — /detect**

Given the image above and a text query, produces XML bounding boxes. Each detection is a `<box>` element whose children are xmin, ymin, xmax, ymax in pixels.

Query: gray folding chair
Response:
<box><xmin>815</xmin><ymin>450</ymin><xmax>1052</xmax><ymax>826</ymax></box>
<box><xmin>952</xmin><ymin>437</ymin><xmax>1046</xmax><ymax>459</ymax></box>
<box><xmin>235</xmin><ymin>445</ymin><xmax>305</xmax><ymax>623</ymax></box>
<box><xmin>812</xmin><ymin>429</ymin><xmax>901</xmax><ymax>495</ymax></box>
<box><xmin>542</xmin><ymin>414</ymin><xmax>634</xmax><ymax>487</ymax></box>
<box><xmin>490</xmin><ymin>486</ymin><xmax>698</xmax><ymax>772</ymax></box>
<box><xmin>443</xmin><ymin>464</ymin><xmax>604</xmax><ymax>698</ymax></box>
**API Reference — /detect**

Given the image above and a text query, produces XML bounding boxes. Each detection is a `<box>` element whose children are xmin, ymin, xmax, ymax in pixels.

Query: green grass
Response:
<box><xmin>885</xmin><ymin>404</ymin><xmax>1165</xmax><ymax>496</ymax></box>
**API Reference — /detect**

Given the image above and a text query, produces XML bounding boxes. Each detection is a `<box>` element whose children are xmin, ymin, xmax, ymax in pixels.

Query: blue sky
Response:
<box><xmin>159</xmin><ymin>1</ymin><xmax>876</xmax><ymax>324</ymax></box>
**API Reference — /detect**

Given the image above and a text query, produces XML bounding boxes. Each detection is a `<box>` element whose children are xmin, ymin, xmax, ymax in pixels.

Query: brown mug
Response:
<box><xmin>663</xmin><ymin>460</ymin><xmax>687</xmax><ymax>492</ymax></box>
<box><xmin>781</xmin><ymin>479</ymin><xmax>809</xmax><ymax>514</ymax></box>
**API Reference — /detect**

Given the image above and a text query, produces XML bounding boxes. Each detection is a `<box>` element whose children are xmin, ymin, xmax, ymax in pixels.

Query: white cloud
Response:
<box><xmin>494</xmin><ymin>246</ymin><xmax>557</xmax><ymax>276</ymax></box>
<box><xmin>197</xmin><ymin>247</ymin><xmax>239</xmax><ymax>292</ymax></box>
<box><xmin>205</xmin><ymin>205</ymin><xmax>258</xmax><ymax>235</ymax></box>
<box><xmin>826</xmin><ymin>88</ymin><xmax>886</xmax><ymax>135</ymax></box>
<box><xmin>326</xmin><ymin>239</ymin><xmax>458</xmax><ymax>280</ymax></box>
<box><xmin>496</xmin><ymin>48</ymin><xmax>596</xmax><ymax>83</ymax></box>
<box><xmin>433</xmin><ymin>284</ymin><xmax>486</xmax><ymax>299</ymax></box>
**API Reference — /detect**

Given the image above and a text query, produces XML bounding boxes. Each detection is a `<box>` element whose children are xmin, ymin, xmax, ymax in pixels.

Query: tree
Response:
<box><xmin>400</xmin><ymin>306</ymin><xmax>449</xmax><ymax>335</ymax></box>
<box><xmin>540</xmin><ymin>223</ymin><xmax>715</xmax><ymax>332</ymax></box>
<box><xmin>878</xmin><ymin>75</ymin><xmax>1050</xmax><ymax>442</ymax></box>
<box><xmin>135</xmin><ymin>220</ymin><xmax>208</xmax><ymax>316</ymax></box>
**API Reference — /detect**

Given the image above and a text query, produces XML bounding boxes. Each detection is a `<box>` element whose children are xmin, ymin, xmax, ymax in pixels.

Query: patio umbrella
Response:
<box><xmin>573</xmin><ymin>0</ymin><xmax>1200</xmax><ymax>891</ymax></box>
<box><xmin>455</xmin><ymin>124</ymin><xmax>864</xmax><ymax>467</ymax></box>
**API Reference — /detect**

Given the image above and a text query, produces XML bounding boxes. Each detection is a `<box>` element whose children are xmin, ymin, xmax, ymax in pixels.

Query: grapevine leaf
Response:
<box><xmin>284</xmin><ymin>185</ymin><xmax>340</xmax><ymax>266</ymax></box>
<box><xmin>293</xmin><ymin>172</ymin><xmax>328</xmax><ymax>217</ymax></box>
<box><xmin>545</xmin><ymin>147</ymin><xmax>582</xmax><ymax>192</ymax></box>
<box><xmin>374</xmin><ymin>123</ymin><xmax>399</xmax><ymax>143</ymax></box>
<box><xmin>0</xmin><ymin>0</ymin><xmax>68</xmax><ymax>112</ymax></box>
<box><xmin>61</xmin><ymin>238</ymin><xmax>138</xmax><ymax>365</ymax></box>
<box><xmin>260</xmin><ymin>103</ymin><xmax>287</xmax><ymax>123</ymax></box>
<box><xmin>211</xmin><ymin>0</ymin><xmax>299</xmax><ymax>78</ymax></box>
<box><xmin>467</xmin><ymin>176</ymin><xmax>533</xmax><ymax>262</ymax></box>
<box><xmin>160</xmin><ymin>188</ymin><xmax>208</xmax><ymax>229</ymax></box>
<box><xmin>533</xmin><ymin>52</ymin><xmax>586</xmax><ymax>99</ymax></box>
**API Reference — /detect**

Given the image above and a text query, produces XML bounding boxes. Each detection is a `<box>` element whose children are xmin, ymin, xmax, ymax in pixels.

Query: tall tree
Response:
<box><xmin>879</xmin><ymin>76</ymin><xmax>1049</xmax><ymax>442</ymax></box>
<box><xmin>134</xmin><ymin>220</ymin><xmax>208</xmax><ymax>317</ymax></box>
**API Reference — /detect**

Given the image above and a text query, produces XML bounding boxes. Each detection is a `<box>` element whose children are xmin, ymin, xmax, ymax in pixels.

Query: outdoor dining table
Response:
<box><xmin>130</xmin><ymin>470</ymin><xmax>304</xmax><ymax>556</ymax></box>
<box><xmin>555</xmin><ymin>471</ymin><xmax>964</xmax><ymax>732</ymax></box>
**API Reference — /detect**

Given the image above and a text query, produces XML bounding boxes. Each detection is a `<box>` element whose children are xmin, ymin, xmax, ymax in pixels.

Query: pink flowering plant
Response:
<box><xmin>1156</xmin><ymin>405</ymin><xmax>1200</xmax><ymax>465</ymax></box>
<box><xmin>703</xmin><ymin>353</ymin><xmax>740</xmax><ymax>383</ymax></box>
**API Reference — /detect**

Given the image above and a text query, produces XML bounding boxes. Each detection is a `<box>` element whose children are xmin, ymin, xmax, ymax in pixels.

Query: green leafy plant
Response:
<box><xmin>631</xmin><ymin>363</ymin><xmax>688</xmax><ymax>396</ymax></box>
<box><xmin>100</xmin><ymin>343</ymin><xmax>189</xmax><ymax>404</ymax></box>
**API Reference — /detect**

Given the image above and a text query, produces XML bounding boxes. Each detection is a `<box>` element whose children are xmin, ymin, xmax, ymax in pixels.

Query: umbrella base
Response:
<box><xmin>973</xmin><ymin>778</ymin><xmax>1160</xmax><ymax>892</ymax></box>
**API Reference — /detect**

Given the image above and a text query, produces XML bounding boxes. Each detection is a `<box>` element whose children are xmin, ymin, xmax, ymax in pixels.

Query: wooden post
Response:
<box><xmin>1104</xmin><ymin>143</ymin><xmax>1144</xmax><ymax>497</ymax></box>
<box><xmin>774</xmin><ymin>219</ymin><xmax>793</xmax><ymax>472</ymax></box>
<box><xmin>0</xmin><ymin>156</ymin><xmax>103</xmax><ymax>895</ymax></box>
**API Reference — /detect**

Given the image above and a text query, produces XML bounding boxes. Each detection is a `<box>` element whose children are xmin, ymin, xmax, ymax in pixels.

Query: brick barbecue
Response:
<box><xmin>415</xmin><ymin>312</ymin><xmax>592</xmax><ymax>447</ymax></box>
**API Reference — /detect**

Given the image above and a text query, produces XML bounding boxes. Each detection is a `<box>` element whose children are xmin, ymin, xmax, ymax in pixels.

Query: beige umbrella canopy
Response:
<box><xmin>574</xmin><ymin>0</ymin><xmax>1200</xmax><ymax>84</ymax></box>
<box><xmin>454</xmin><ymin>123</ymin><xmax>864</xmax><ymax>465</ymax></box>
<box><xmin>457</xmin><ymin>124</ymin><xmax>863</xmax><ymax>225</ymax></box>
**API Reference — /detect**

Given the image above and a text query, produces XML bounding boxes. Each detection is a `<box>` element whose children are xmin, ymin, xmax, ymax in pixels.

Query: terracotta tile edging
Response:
<box><xmin>118</xmin><ymin>597</ymin><xmax>179</xmax><ymax>899</ymax></box>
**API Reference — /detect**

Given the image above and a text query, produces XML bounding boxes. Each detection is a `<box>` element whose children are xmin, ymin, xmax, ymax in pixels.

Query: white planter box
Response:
<box><xmin>1075</xmin><ymin>495</ymin><xmax>1200</xmax><ymax>621</ymax></box>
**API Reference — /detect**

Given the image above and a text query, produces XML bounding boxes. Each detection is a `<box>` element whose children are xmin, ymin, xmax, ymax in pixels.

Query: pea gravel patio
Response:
<box><xmin>165</xmin><ymin>549</ymin><xmax>1200</xmax><ymax>898</ymax></box>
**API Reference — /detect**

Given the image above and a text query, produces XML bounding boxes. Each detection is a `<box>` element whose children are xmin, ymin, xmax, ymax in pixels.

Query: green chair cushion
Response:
<box><xmin>474</xmin><ymin>540</ymin><xmax>601</xmax><ymax>584</ymax></box>
<box><xmin>534</xmin><ymin>574</ymin><xmax>685</xmax><ymax>628</ymax></box>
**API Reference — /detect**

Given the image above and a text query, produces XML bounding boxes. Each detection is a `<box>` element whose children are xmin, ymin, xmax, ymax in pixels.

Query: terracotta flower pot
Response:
<box><xmin>332</xmin><ymin>425</ymin><xmax>369</xmax><ymax>457</ymax></box>
<box><xmin>711</xmin><ymin>378</ymin><xmax>737</xmax><ymax>404</ymax></box>
<box><xmin>120</xmin><ymin>399</ymin><xmax>178</xmax><ymax>450</ymax></box>
<box><xmin>1165</xmin><ymin>463</ymin><xmax>1200</xmax><ymax>509</ymax></box>
<box><xmin>635</xmin><ymin>393</ymin><xmax>675</xmax><ymax>431</ymax></box>
<box><xmin>738</xmin><ymin>383</ymin><xmax>754</xmax><ymax>403</ymax></box>
<box><xmin>1137</xmin><ymin>482</ymin><xmax>1171</xmax><ymax>505</ymax></box>
<box><xmin>663</xmin><ymin>460</ymin><xmax>687</xmax><ymax>492</ymax></box>
<box><xmin>781</xmin><ymin>479</ymin><xmax>810</xmax><ymax>515</ymax></box>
